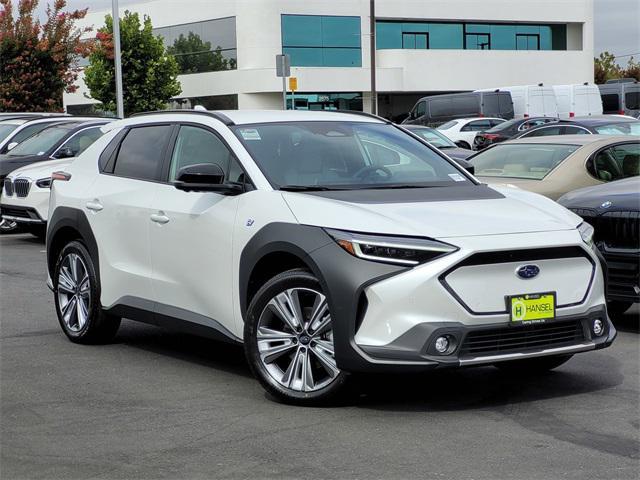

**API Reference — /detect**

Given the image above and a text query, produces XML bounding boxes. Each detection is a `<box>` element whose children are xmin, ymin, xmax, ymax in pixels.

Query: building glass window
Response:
<box><xmin>155</xmin><ymin>17</ymin><xmax>237</xmax><ymax>74</ymax></box>
<box><xmin>282</xmin><ymin>15</ymin><xmax>362</xmax><ymax>67</ymax></box>
<box><xmin>376</xmin><ymin>21</ymin><xmax>567</xmax><ymax>51</ymax></box>
<box><xmin>286</xmin><ymin>92</ymin><xmax>363</xmax><ymax>111</ymax></box>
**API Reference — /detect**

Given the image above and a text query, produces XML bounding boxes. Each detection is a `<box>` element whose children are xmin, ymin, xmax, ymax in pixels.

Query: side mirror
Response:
<box><xmin>7</xmin><ymin>142</ymin><xmax>18</xmax><ymax>151</ymax></box>
<box><xmin>54</xmin><ymin>146</ymin><xmax>75</xmax><ymax>159</ymax></box>
<box><xmin>454</xmin><ymin>140</ymin><xmax>470</xmax><ymax>149</ymax></box>
<box><xmin>174</xmin><ymin>163</ymin><xmax>243</xmax><ymax>194</ymax></box>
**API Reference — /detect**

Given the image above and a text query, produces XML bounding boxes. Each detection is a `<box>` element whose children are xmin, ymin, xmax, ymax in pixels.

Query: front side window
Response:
<box><xmin>168</xmin><ymin>125</ymin><xmax>243</xmax><ymax>183</ymax></box>
<box><xmin>6</xmin><ymin>125</ymin><xmax>72</xmax><ymax>157</ymax></box>
<box><xmin>415</xmin><ymin>101</ymin><xmax>426</xmax><ymax>118</ymax></box>
<box><xmin>593</xmin><ymin>122</ymin><xmax>640</xmax><ymax>135</ymax></box>
<box><xmin>233</xmin><ymin>122</ymin><xmax>469</xmax><ymax>189</ymax></box>
<box><xmin>472</xmin><ymin>143</ymin><xmax>579</xmax><ymax>180</ymax></box>
<box><xmin>589</xmin><ymin>143</ymin><xmax>640</xmax><ymax>181</ymax></box>
<box><xmin>113</xmin><ymin>125</ymin><xmax>172</xmax><ymax>181</ymax></box>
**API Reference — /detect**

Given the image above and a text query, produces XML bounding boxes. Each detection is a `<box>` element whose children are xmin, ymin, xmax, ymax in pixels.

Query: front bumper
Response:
<box><xmin>0</xmin><ymin>204</ymin><xmax>46</xmax><ymax>225</ymax></box>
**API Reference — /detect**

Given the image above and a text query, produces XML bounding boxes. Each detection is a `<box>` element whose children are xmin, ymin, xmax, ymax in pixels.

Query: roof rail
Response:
<box><xmin>319</xmin><ymin>109</ymin><xmax>391</xmax><ymax>123</ymax></box>
<box><xmin>129</xmin><ymin>109</ymin><xmax>235</xmax><ymax>126</ymax></box>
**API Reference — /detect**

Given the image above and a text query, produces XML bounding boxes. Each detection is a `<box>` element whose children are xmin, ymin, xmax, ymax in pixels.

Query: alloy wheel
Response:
<box><xmin>0</xmin><ymin>219</ymin><xmax>17</xmax><ymax>233</ymax></box>
<box><xmin>257</xmin><ymin>287</ymin><xmax>339</xmax><ymax>393</ymax></box>
<box><xmin>57</xmin><ymin>252</ymin><xmax>91</xmax><ymax>332</ymax></box>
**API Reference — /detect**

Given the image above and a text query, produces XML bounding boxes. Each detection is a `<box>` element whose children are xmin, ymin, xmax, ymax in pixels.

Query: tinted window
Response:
<box><xmin>462</xmin><ymin>120</ymin><xmax>491</xmax><ymax>132</ymax></box>
<box><xmin>483</xmin><ymin>94</ymin><xmax>500</xmax><ymax>115</ymax></box>
<box><xmin>113</xmin><ymin>125</ymin><xmax>171</xmax><ymax>181</ymax></box>
<box><xmin>589</xmin><ymin>143</ymin><xmax>640</xmax><ymax>181</ymax></box>
<box><xmin>7</xmin><ymin>125</ymin><xmax>72</xmax><ymax>156</ymax></box>
<box><xmin>415</xmin><ymin>101</ymin><xmax>426</xmax><ymax>117</ymax></box>
<box><xmin>472</xmin><ymin>143</ymin><xmax>579</xmax><ymax>180</ymax></box>
<box><xmin>233</xmin><ymin>122</ymin><xmax>469</xmax><ymax>188</ymax></box>
<box><xmin>169</xmin><ymin>125</ymin><xmax>243</xmax><ymax>182</ymax></box>
<box><xmin>520</xmin><ymin>126</ymin><xmax>563</xmax><ymax>137</ymax></box>
<box><xmin>563</xmin><ymin>126</ymin><xmax>589</xmax><ymax>135</ymax></box>
<box><xmin>626</xmin><ymin>92</ymin><xmax>640</xmax><ymax>110</ymax></box>
<box><xmin>429</xmin><ymin>98</ymin><xmax>451</xmax><ymax>118</ymax></box>
<box><xmin>601</xmin><ymin>93</ymin><xmax>620</xmax><ymax>112</ymax></box>
<box><xmin>56</xmin><ymin>127</ymin><xmax>104</xmax><ymax>157</ymax></box>
<box><xmin>452</xmin><ymin>96</ymin><xmax>479</xmax><ymax>116</ymax></box>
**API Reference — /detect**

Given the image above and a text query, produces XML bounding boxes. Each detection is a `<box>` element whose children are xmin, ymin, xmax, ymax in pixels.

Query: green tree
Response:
<box><xmin>594</xmin><ymin>51</ymin><xmax>623</xmax><ymax>84</ymax></box>
<box><xmin>84</xmin><ymin>11</ymin><xmax>181</xmax><ymax>115</ymax></box>
<box><xmin>0</xmin><ymin>0</ymin><xmax>91</xmax><ymax>111</ymax></box>
<box><xmin>622</xmin><ymin>57</ymin><xmax>640</xmax><ymax>81</ymax></box>
<box><xmin>166</xmin><ymin>32</ymin><xmax>235</xmax><ymax>74</ymax></box>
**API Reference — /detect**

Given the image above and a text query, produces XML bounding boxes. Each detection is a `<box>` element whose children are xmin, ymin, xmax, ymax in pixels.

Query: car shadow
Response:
<box><xmin>610</xmin><ymin>307</ymin><xmax>639</xmax><ymax>334</ymax></box>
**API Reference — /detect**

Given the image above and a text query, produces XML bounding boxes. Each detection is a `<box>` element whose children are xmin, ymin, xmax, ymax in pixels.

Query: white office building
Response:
<box><xmin>64</xmin><ymin>0</ymin><xmax>595</xmax><ymax>119</ymax></box>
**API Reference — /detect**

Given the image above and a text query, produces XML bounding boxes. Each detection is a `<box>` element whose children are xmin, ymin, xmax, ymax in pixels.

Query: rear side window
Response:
<box><xmin>462</xmin><ymin>120</ymin><xmax>491</xmax><ymax>132</ymax></box>
<box><xmin>626</xmin><ymin>92</ymin><xmax>639</xmax><ymax>110</ymax></box>
<box><xmin>589</xmin><ymin>143</ymin><xmax>640</xmax><ymax>181</ymax></box>
<box><xmin>452</xmin><ymin>95</ymin><xmax>479</xmax><ymax>116</ymax></box>
<box><xmin>113</xmin><ymin>125</ymin><xmax>172</xmax><ymax>181</ymax></box>
<box><xmin>601</xmin><ymin>94</ymin><xmax>620</xmax><ymax>113</ymax></box>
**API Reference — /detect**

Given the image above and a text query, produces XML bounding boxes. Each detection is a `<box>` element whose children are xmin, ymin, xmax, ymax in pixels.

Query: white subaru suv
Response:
<box><xmin>46</xmin><ymin>110</ymin><xmax>615</xmax><ymax>405</ymax></box>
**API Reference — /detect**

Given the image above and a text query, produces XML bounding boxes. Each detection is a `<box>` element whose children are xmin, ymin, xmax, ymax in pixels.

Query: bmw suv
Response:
<box><xmin>46</xmin><ymin>110</ymin><xmax>616</xmax><ymax>405</ymax></box>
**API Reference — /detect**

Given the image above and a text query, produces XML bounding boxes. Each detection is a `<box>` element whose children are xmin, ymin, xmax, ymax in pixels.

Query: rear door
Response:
<box><xmin>86</xmin><ymin>124</ymin><xmax>173</xmax><ymax>308</ymax></box>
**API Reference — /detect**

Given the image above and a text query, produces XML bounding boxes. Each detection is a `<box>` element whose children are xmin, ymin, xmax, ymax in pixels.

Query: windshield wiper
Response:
<box><xmin>279</xmin><ymin>185</ymin><xmax>337</xmax><ymax>192</ymax></box>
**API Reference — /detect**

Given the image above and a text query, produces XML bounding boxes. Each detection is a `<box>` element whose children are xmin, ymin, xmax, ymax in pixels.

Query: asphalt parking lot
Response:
<box><xmin>1</xmin><ymin>233</ymin><xmax>638</xmax><ymax>480</ymax></box>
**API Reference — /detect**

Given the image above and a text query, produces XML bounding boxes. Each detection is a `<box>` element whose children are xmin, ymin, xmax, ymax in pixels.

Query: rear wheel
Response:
<box><xmin>494</xmin><ymin>354</ymin><xmax>573</xmax><ymax>373</ymax></box>
<box><xmin>54</xmin><ymin>241</ymin><xmax>121</xmax><ymax>344</ymax></box>
<box><xmin>244</xmin><ymin>269</ymin><xmax>348</xmax><ymax>405</ymax></box>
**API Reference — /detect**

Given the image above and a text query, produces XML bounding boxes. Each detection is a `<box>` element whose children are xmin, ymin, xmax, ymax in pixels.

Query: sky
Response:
<box><xmin>34</xmin><ymin>0</ymin><xmax>640</xmax><ymax>64</ymax></box>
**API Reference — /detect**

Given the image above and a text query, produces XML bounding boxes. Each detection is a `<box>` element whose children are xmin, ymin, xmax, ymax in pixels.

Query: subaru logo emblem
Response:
<box><xmin>601</xmin><ymin>201</ymin><xmax>612</xmax><ymax>209</ymax></box>
<box><xmin>516</xmin><ymin>265</ymin><xmax>540</xmax><ymax>279</ymax></box>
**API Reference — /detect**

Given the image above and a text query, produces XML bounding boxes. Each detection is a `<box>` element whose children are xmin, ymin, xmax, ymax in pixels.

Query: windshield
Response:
<box><xmin>7</xmin><ymin>125</ymin><xmax>71</xmax><ymax>157</ymax></box>
<box><xmin>484</xmin><ymin>118</ymin><xmax>520</xmax><ymax>133</ymax></box>
<box><xmin>0</xmin><ymin>123</ymin><xmax>20</xmax><ymax>143</ymax></box>
<box><xmin>593</xmin><ymin>121</ymin><xmax>640</xmax><ymax>135</ymax></box>
<box><xmin>233</xmin><ymin>122</ymin><xmax>471</xmax><ymax>189</ymax></box>
<box><xmin>437</xmin><ymin>120</ymin><xmax>458</xmax><ymax>130</ymax></box>
<box><xmin>472</xmin><ymin>143</ymin><xmax>579</xmax><ymax>180</ymax></box>
<box><xmin>407</xmin><ymin>127</ymin><xmax>457</xmax><ymax>148</ymax></box>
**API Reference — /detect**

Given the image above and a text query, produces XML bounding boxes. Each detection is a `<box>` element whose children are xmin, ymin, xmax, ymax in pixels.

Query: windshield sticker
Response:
<box><xmin>239</xmin><ymin>128</ymin><xmax>261</xmax><ymax>141</ymax></box>
<box><xmin>448</xmin><ymin>173</ymin><xmax>465</xmax><ymax>182</ymax></box>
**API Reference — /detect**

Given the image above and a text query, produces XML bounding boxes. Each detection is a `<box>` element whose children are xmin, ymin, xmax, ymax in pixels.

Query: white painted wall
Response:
<box><xmin>64</xmin><ymin>0</ymin><xmax>595</xmax><ymax>113</ymax></box>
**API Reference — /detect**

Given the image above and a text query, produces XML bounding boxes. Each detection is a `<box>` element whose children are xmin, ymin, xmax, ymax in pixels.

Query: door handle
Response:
<box><xmin>150</xmin><ymin>213</ymin><xmax>170</xmax><ymax>224</ymax></box>
<box><xmin>85</xmin><ymin>201</ymin><xmax>103</xmax><ymax>212</ymax></box>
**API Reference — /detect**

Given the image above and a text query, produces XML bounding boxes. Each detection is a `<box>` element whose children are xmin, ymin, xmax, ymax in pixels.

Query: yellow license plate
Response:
<box><xmin>509</xmin><ymin>293</ymin><xmax>555</xmax><ymax>324</ymax></box>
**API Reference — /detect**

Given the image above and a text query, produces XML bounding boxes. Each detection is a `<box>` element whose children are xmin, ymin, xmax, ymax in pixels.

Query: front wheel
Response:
<box><xmin>54</xmin><ymin>240</ymin><xmax>121</xmax><ymax>344</ymax></box>
<box><xmin>494</xmin><ymin>354</ymin><xmax>573</xmax><ymax>374</ymax></box>
<box><xmin>244</xmin><ymin>269</ymin><xmax>348</xmax><ymax>405</ymax></box>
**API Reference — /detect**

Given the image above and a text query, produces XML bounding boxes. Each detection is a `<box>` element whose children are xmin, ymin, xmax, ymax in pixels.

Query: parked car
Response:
<box><xmin>558</xmin><ymin>177</ymin><xmax>639</xmax><ymax>317</ymax></box>
<box><xmin>0</xmin><ymin>116</ymin><xmax>82</xmax><ymax>154</ymax></box>
<box><xmin>0</xmin><ymin>120</ymin><xmax>110</xmax><ymax>233</ymax></box>
<box><xmin>401</xmin><ymin>125</ymin><xmax>475</xmax><ymax>167</ymax></box>
<box><xmin>476</xmin><ymin>85</ymin><xmax>558</xmax><ymax>119</ymax></box>
<box><xmin>437</xmin><ymin>117</ymin><xmax>506</xmax><ymax>149</ymax></box>
<box><xmin>46</xmin><ymin>109</ymin><xmax>615</xmax><ymax>405</ymax></box>
<box><xmin>553</xmin><ymin>84</ymin><xmax>603</xmax><ymax>119</ymax></box>
<box><xmin>473</xmin><ymin>117</ymin><xmax>560</xmax><ymax>150</ymax></box>
<box><xmin>513</xmin><ymin>116</ymin><xmax>640</xmax><ymax>139</ymax></box>
<box><xmin>599</xmin><ymin>81</ymin><xmax>640</xmax><ymax>118</ymax></box>
<box><xmin>402</xmin><ymin>91</ymin><xmax>514</xmax><ymax>127</ymax></box>
<box><xmin>471</xmin><ymin>135</ymin><xmax>640</xmax><ymax>200</ymax></box>
<box><xmin>0</xmin><ymin>158</ymin><xmax>75</xmax><ymax>238</ymax></box>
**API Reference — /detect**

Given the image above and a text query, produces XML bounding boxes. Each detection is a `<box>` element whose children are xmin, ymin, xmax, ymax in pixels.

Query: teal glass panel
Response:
<box><xmin>322</xmin><ymin>16</ymin><xmax>361</xmax><ymax>48</ymax></box>
<box><xmin>539</xmin><ymin>26</ymin><xmax>552</xmax><ymax>50</ymax></box>
<box><xmin>402</xmin><ymin>33</ymin><xmax>416</xmax><ymax>49</ymax></box>
<box><xmin>490</xmin><ymin>25</ymin><xmax>516</xmax><ymax>50</ymax></box>
<box><xmin>283</xmin><ymin>47</ymin><xmax>323</xmax><ymax>66</ymax></box>
<box><xmin>376</xmin><ymin>22</ymin><xmax>402</xmax><ymax>49</ymax></box>
<box><xmin>322</xmin><ymin>48</ymin><xmax>361</xmax><ymax>67</ymax></box>
<box><xmin>466</xmin><ymin>24</ymin><xmax>490</xmax><ymax>34</ymax></box>
<box><xmin>282</xmin><ymin>15</ymin><xmax>321</xmax><ymax>47</ymax></box>
<box><xmin>415</xmin><ymin>33</ymin><xmax>428</xmax><ymax>49</ymax></box>
<box><xmin>428</xmin><ymin>23</ymin><xmax>463</xmax><ymax>49</ymax></box>
<box><xmin>516</xmin><ymin>24</ymin><xmax>540</xmax><ymax>35</ymax></box>
<box><xmin>402</xmin><ymin>22</ymin><xmax>429</xmax><ymax>33</ymax></box>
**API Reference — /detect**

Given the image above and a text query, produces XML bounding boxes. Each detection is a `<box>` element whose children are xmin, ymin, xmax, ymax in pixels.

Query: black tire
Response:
<box><xmin>53</xmin><ymin>240</ymin><xmax>121</xmax><ymax>344</ymax></box>
<box><xmin>26</xmin><ymin>225</ymin><xmax>46</xmax><ymax>239</ymax></box>
<box><xmin>494</xmin><ymin>354</ymin><xmax>573</xmax><ymax>374</ymax></box>
<box><xmin>244</xmin><ymin>269</ymin><xmax>348</xmax><ymax>406</ymax></box>
<box><xmin>607</xmin><ymin>301</ymin><xmax>632</xmax><ymax>317</ymax></box>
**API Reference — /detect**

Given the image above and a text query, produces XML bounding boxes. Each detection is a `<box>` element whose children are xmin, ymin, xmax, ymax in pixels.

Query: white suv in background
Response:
<box><xmin>46</xmin><ymin>110</ymin><xmax>615</xmax><ymax>405</ymax></box>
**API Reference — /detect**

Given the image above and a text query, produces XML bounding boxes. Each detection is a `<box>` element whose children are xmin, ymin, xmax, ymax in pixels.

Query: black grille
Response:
<box><xmin>569</xmin><ymin>208</ymin><xmax>639</xmax><ymax>249</ymax></box>
<box><xmin>605</xmin><ymin>251</ymin><xmax>640</xmax><ymax>300</ymax></box>
<box><xmin>13</xmin><ymin>179</ymin><xmax>30</xmax><ymax>198</ymax></box>
<box><xmin>459</xmin><ymin>320</ymin><xmax>585</xmax><ymax>357</ymax></box>
<box><xmin>0</xmin><ymin>205</ymin><xmax>32</xmax><ymax>219</ymax></box>
<box><xmin>3</xmin><ymin>178</ymin><xmax>13</xmax><ymax>196</ymax></box>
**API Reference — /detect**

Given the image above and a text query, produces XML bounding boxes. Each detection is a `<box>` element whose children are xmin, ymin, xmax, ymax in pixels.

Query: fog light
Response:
<box><xmin>434</xmin><ymin>336</ymin><xmax>450</xmax><ymax>353</ymax></box>
<box><xmin>593</xmin><ymin>319</ymin><xmax>604</xmax><ymax>337</ymax></box>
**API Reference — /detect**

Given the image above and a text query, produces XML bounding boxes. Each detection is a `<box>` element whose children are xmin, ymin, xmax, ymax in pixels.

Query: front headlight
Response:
<box><xmin>36</xmin><ymin>177</ymin><xmax>52</xmax><ymax>189</ymax></box>
<box><xmin>578</xmin><ymin>222</ymin><xmax>595</xmax><ymax>246</ymax></box>
<box><xmin>326</xmin><ymin>229</ymin><xmax>458</xmax><ymax>266</ymax></box>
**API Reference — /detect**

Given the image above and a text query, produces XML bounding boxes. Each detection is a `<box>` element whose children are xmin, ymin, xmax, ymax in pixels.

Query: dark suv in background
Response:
<box><xmin>403</xmin><ymin>91</ymin><xmax>514</xmax><ymax>127</ymax></box>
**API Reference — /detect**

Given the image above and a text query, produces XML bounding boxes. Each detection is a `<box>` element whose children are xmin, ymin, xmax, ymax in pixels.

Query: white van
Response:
<box><xmin>476</xmin><ymin>85</ymin><xmax>558</xmax><ymax>119</ymax></box>
<box><xmin>553</xmin><ymin>84</ymin><xmax>603</xmax><ymax>119</ymax></box>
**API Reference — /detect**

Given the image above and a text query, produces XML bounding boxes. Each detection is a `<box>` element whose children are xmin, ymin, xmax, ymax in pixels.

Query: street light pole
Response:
<box><xmin>112</xmin><ymin>0</ymin><xmax>124</xmax><ymax>118</ymax></box>
<box><xmin>369</xmin><ymin>0</ymin><xmax>377</xmax><ymax>115</ymax></box>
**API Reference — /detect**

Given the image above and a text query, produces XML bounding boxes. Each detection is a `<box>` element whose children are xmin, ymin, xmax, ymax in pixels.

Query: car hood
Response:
<box><xmin>4</xmin><ymin>157</ymin><xmax>74</xmax><ymax>179</ymax></box>
<box><xmin>558</xmin><ymin>177</ymin><xmax>640</xmax><ymax>210</ymax></box>
<box><xmin>282</xmin><ymin>184</ymin><xmax>580</xmax><ymax>239</ymax></box>
<box><xmin>0</xmin><ymin>154</ymin><xmax>47</xmax><ymax>178</ymax></box>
